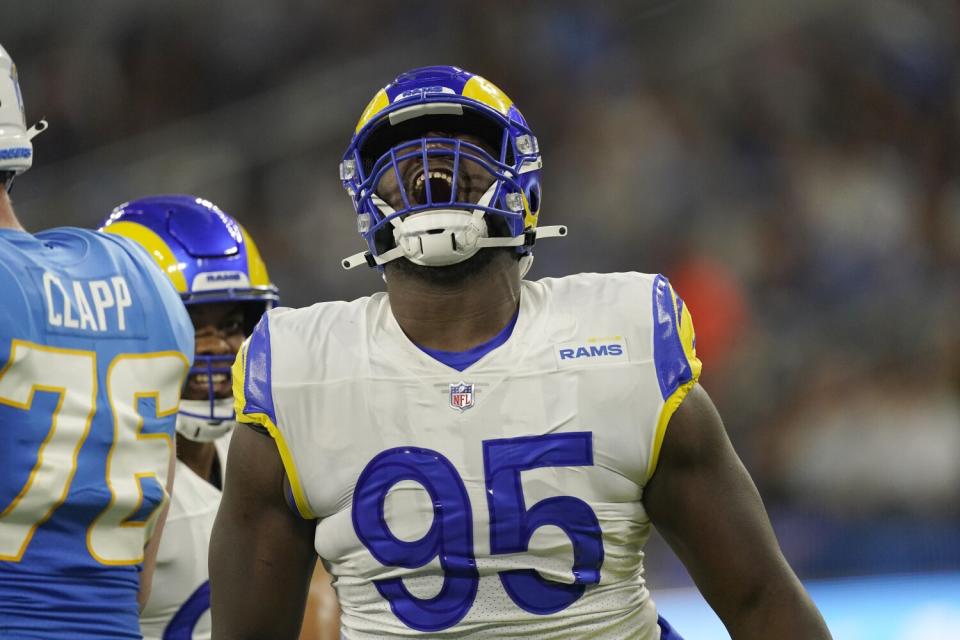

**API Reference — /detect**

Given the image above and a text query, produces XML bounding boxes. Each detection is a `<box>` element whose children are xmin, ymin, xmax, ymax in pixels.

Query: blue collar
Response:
<box><xmin>416</xmin><ymin>311</ymin><xmax>519</xmax><ymax>371</ymax></box>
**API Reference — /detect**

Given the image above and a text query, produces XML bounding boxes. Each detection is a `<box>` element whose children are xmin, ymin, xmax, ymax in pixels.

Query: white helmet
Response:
<box><xmin>0</xmin><ymin>44</ymin><xmax>46</xmax><ymax>191</ymax></box>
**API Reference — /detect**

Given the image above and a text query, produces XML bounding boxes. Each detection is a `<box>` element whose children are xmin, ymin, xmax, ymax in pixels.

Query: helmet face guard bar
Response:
<box><xmin>356</xmin><ymin>137</ymin><xmax>529</xmax><ymax>242</ymax></box>
<box><xmin>182</xmin><ymin>353</ymin><xmax>236</xmax><ymax>421</ymax></box>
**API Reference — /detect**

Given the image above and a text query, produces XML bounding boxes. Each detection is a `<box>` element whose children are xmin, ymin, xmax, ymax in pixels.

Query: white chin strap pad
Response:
<box><xmin>391</xmin><ymin>209</ymin><xmax>489</xmax><ymax>267</ymax></box>
<box><xmin>339</xmin><ymin>180</ymin><xmax>569</xmax><ymax>271</ymax></box>
<box><xmin>341</xmin><ymin>223</ymin><xmax>569</xmax><ymax>271</ymax></box>
<box><xmin>177</xmin><ymin>398</ymin><xmax>236</xmax><ymax>442</ymax></box>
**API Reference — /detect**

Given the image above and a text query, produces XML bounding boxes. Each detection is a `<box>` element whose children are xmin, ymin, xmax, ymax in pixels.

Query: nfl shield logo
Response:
<box><xmin>449</xmin><ymin>382</ymin><xmax>474</xmax><ymax>412</ymax></box>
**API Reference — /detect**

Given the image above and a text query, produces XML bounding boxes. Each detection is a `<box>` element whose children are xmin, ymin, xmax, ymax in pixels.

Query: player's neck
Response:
<box><xmin>386</xmin><ymin>252</ymin><xmax>522</xmax><ymax>352</ymax></box>
<box><xmin>0</xmin><ymin>190</ymin><xmax>25</xmax><ymax>231</ymax></box>
<box><xmin>176</xmin><ymin>434</ymin><xmax>220</xmax><ymax>486</ymax></box>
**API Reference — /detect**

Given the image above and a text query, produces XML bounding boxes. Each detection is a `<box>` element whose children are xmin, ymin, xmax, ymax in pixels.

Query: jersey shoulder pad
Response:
<box><xmin>651</xmin><ymin>273</ymin><xmax>701</xmax><ymax>399</ymax></box>
<box><xmin>233</xmin><ymin>306</ymin><xmax>289</xmax><ymax>431</ymax></box>
<box><xmin>232</xmin><ymin>306</ymin><xmax>315</xmax><ymax>519</ymax></box>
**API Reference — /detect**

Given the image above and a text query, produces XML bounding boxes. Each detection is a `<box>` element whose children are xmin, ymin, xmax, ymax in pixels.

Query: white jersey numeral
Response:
<box><xmin>0</xmin><ymin>340</ymin><xmax>188</xmax><ymax>564</ymax></box>
<box><xmin>0</xmin><ymin>343</ymin><xmax>96</xmax><ymax>560</ymax></box>
<box><xmin>88</xmin><ymin>353</ymin><xmax>185</xmax><ymax>564</ymax></box>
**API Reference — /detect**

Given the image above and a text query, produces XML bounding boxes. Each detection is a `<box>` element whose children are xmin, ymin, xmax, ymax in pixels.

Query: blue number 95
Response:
<box><xmin>352</xmin><ymin>432</ymin><xmax>603</xmax><ymax>631</ymax></box>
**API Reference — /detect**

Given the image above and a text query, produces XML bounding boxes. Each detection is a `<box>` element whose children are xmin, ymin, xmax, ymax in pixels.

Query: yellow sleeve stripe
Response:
<box><xmin>231</xmin><ymin>340</ymin><xmax>315</xmax><ymax>520</ymax></box>
<box><xmin>646</xmin><ymin>379</ymin><xmax>697</xmax><ymax>481</ymax></box>
<box><xmin>646</xmin><ymin>282</ymin><xmax>703</xmax><ymax>481</ymax></box>
<box><xmin>231</xmin><ymin>339</ymin><xmax>249</xmax><ymax>415</ymax></box>
<box><xmin>672</xmin><ymin>285</ymin><xmax>703</xmax><ymax>382</ymax></box>
<box><xmin>240</xmin><ymin>411</ymin><xmax>315</xmax><ymax>520</ymax></box>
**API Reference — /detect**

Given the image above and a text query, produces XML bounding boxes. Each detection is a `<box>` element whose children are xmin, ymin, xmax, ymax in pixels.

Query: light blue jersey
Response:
<box><xmin>0</xmin><ymin>227</ymin><xmax>193</xmax><ymax>639</ymax></box>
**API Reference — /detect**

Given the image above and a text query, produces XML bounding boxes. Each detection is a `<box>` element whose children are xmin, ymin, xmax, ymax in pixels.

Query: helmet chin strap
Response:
<box><xmin>176</xmin><ymin>398</ymin><xmax>236</xmax><ymax>443</ymax></box>
<box><xmin>341</xmin><ymin>183</ymin><xmax>567</xmax><ymax>270</ymax></box>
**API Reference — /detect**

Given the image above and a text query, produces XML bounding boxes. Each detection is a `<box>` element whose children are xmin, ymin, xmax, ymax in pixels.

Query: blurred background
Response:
<box><xmin>5</xmin><ymin>0</ymin><xmax>959</xmax><ymax>637</ymax></box>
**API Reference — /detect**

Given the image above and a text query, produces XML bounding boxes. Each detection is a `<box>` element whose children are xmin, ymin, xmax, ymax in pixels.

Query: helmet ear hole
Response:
<box><xmin>526</xmin><ymin>183</ymin><xmax>541</xmax><ymax>217</ymax></box>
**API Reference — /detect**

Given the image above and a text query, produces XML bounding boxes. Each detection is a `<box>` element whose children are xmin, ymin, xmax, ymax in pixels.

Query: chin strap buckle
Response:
<box><xmin>27</xmin><ymin>119</ymin><xmax>49</xmax><ymax>140</ymax></box>
<box><xmin>342</xmin><ymin>251</ymin><xmax>374</xmax><ymax>270</ymax></box>
<box><xmin>532</xmin><ymin>225</ymin><xmax>568</xmax><ymax>241</ymax></box>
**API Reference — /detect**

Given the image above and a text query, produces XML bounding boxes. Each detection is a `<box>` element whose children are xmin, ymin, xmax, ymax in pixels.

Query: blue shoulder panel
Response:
<box><xmin>242</xmin><ymin>313</ymin><xmax>277</xmax><ymax>426</ymax></box>
<box><xmin>651</xmin><ymin>274</ymin><xmax>694</xmax><ymax>401</ymax></box>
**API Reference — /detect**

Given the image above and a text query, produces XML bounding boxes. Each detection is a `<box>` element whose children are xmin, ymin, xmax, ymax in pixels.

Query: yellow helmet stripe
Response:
<box><xmin>239</xmin><ymin>224</ymin><xmax>271</xmax><ymax>288</ymax></box>
<box><xmin>462</xmin><ymin>75</ymin><xmax>513</xmax><ymax>116</ymax></box>
<box><xmin>354</xmin><ymin>88</ymin><xmax>390</xmax><ymax>135</ymax></box>
<box><xmin>102</xmin><ymin>221</ymin><xmax>187</xmax><ymax>292</ymax></box>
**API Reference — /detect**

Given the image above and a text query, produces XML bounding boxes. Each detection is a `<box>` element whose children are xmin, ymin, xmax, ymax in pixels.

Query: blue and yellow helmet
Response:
<box><xmin>340</xmin><ymin>65</ymin><xmax>565</xmax><ymax>273</ymax></box>
<box><xmin>100</xmin><ymin>195</ymin><xmax>279</xmax><ymax>440</ymax></box>
<box><xmin>100</xmin><ymin>194</ymin><xmax>278</xmax><ymax>312</ymax></box>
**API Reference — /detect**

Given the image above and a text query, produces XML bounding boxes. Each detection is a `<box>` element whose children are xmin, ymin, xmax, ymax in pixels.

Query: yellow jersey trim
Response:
<box><xmin>232</xmin><ymin>343</ymin><xmax>315</xmax><ymax>520</ymax></box>
<box><xmin>674</xmin><ymin>286</ymin><xmax>702</xmax><ymax>382</ymax></box>
<box><xmin>647</xmin><ymin>283</ymin><xmax>703</xmax><ymax>481</ymax></box>
<box><xmin>646</xmin><ymin>380</ymin><xmax>696</xmax><ymax>481</ymax></box>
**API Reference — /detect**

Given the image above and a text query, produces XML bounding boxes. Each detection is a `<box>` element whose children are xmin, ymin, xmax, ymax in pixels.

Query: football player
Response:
<box><xmin>102</xmin><ymin>196</ymin><xmax>341</xmax><ymax>640</ymax></box>
<box><xmin>211</xmin><ymin>66</ymin><xmax>832</xmax><ymax>639</ymax></box>
<box><xmin>0</xmin><ymin>45</ymin><xmax>194</xmax><ymax>638</ymax></box>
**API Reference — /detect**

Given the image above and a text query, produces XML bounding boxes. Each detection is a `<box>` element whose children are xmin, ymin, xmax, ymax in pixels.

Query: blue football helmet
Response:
<box><xmin>340</xmin><ymin>65</ymin><xmax>566</xmax><ymax>275</ymax></box>
<box><xmin>0</xmin><ymin>44</ymin><xmax>47</xmax><ymax>191</ymax></box>
<box><xmin>101</xmin><ymin>195</ymin><xmax>278</xmax><ymax>442</ymax></box>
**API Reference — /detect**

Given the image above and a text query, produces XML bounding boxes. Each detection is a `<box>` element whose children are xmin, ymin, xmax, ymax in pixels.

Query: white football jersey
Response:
<box><xmin>234</xmin><ymin>272</ymin><xmax>701</xmax><ymax>639</ymax></box>
<box><xmin>140</xmin><ymin>434</ymin><xmax>231</xmax><ymax>640</ymax></box>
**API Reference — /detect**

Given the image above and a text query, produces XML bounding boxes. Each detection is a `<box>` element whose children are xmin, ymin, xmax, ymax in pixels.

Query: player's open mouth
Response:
<box><xmin>194</xmin><ymin>373</ymin><xmax>228</xmax><ymax>385</ymax></box>
<box><xmin>186</xmin><ymin>373</ymin><xmax>232</xmax><ymax>399</ymax></box>
<box><xmin>409</xmin><ymin>167</ymin><xmax>459</xmax><ymax>204</ymax></box>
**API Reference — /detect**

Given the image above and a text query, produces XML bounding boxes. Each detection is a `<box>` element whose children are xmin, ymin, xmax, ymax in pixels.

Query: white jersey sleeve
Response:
<box><xmin>234</xmin><ymin>272</ymin><xmax>701</xmax><ymax>639</ymax></box>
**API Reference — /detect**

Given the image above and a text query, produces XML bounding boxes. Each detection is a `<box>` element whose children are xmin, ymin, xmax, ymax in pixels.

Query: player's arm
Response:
<box><xmin>139</xmin><ymin>445</ymin><xmax>176</xmax><ymax>611</ymax></box>
<box><xmin>643</xmin><ymin>384</ymin><xmax>831</xmax><ymax>639</ymax></box>
<box><xmin>209</xmin><ymin>422</ymin><xmax>317</xmax><ymax>639</ymax></box>
<box><xmin>299</xmin><ymin>563</ymin><xmax>341</xmax><ymax>640</ymax></box>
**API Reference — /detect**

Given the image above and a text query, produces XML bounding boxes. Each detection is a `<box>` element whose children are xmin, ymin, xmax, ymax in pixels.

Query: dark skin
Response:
<box><xmin>645</xmin><ymin>384</ymin><xmax>831</xmax><ymax>638</ymax></box>
<box><xmin>180</xmin><ymin>303</ymin><xmax>246</xmax><ymax>483</ymax></box>
<box><xmin>379</xmin><ymin>131</ymin><xmax>521</xmax><ymax>351</ymax></box>
<box><xmin>211</xmin><ymin>421</ymin><xmax>319</xmax><ymax>638</ymax></box>
<box><xmin>210</xmin><ymin>130</ymin><xmax>831</xmax><ymax>639</ymax></box>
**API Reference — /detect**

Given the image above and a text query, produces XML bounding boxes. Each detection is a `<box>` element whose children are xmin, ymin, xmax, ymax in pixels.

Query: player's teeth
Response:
<box><xmin>414</xmin><ymin>172</ymin><xmax>453</xmax><ymax>189</ymax></box>
<box><xmin>429</xmin><ymin>171</ymin><xmax>452</xmax><ymax>185</ymax></box>
<box><xmin>195</xmin><ymin>373</ymin><xmax>227</xmax><ymax>384</ymax></box>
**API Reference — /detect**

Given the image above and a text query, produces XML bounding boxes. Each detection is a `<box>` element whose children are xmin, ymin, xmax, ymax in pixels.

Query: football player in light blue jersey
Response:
<box><xmin>0</xmin><ymin>44</ymin><xmax>194</xmax><ymax>639</ymax></box>
<box><xmin>211</xmin><ymin>66</ymin><xmax>832</xmax><ymax>639</ymax></box>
